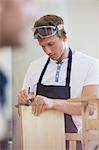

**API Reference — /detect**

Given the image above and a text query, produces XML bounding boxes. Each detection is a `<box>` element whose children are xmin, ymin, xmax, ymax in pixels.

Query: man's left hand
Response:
<box><xmin>31</xmin><ymin>95</ymin><xmax>54</xmax><ymax>116</ymax></box>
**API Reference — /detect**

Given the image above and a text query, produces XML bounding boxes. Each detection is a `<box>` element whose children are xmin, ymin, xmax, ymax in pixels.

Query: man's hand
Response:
<box><xmin>17</xmin><ymin>89</ymin><xmax>34</xmax><ymax>105</ymax></box>
<box><xmin>18</xmin><ymin>91</ymin><xmax>54</xmax><ymax>115</ymax></box>
<box><xmin>31</xmin><ymin>95</ymin><xmax>54</xmax><ymax>116</ymax></box>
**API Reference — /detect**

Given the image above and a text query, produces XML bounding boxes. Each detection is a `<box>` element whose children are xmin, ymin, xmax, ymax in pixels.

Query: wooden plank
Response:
<box><xmin>67</xmin><ymin>96</ymin><xmax>99</xmax><ymax>103</ymax></box>
<box><xmin>65</xmin><ymin>133</ymin><xmax>83</xmax><ymax>141</ymax></box>
<box><xmin>85</xmin><ymin>119</ymin><xmax>99</xmax><ymax>130</ymax></box>
<box><xmin>69</xmin><ymin>141</ymin><xmax>76</xmax><ymax>150</ymax></box>
<box><xmin>86</xmin><ymin>134</ymin><xmax>98</xmax><ymax>141</ymax></box>
<box><xmin>20</xmin><ymin>106</ymin><xmax>66</xmax><ymax>150</ymax></box>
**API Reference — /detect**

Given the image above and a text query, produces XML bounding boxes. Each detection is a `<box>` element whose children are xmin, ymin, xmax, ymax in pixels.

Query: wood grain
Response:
<box><xmin>20</xmin><ymin>106</ymin><xmax>65</xmax><ymax>150</ymax></box>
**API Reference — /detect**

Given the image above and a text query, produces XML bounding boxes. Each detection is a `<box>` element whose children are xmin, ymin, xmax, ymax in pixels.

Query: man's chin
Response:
<box><xmin>50</xmin><ymin>56</ymin><xmax>57</xmax><ymax>60</ymax></box>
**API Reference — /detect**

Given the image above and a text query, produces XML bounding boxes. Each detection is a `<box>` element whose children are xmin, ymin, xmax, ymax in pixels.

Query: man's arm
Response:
<box><xmin>31</xmin><ymin>85</ymin><xmax>99</xmax><ymax>116</ymax></box>
<box><xmin>52</xmin><ymin>85</ymin><xmax>99</xmax><ymax>115</ymax></box>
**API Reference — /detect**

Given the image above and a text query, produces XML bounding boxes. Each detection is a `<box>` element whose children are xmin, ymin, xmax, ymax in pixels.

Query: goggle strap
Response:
<box><xmin>32</xmin><ymin>24</ymin><xmax>64</xmax><ymax>30</ymax></box>
<box><xmin>57</xmin><ymin>24</ymin><xmax>64</xmax><ymax>30</ymax></box>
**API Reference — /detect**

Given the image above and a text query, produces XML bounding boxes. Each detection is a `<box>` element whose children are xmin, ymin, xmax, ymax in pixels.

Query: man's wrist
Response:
<box><xmin>44</xmin><ymin>97</ymin><xmax>54</xmax><ymax>109</ymax></box>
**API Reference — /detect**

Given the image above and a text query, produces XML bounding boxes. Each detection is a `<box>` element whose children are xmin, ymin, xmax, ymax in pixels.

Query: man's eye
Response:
<box><xmin>41</xmin><ymin>45</ymin><xmax>45</xmax><ymax>48</ymax></box>
<box><xmin>48</xmin><ymin>43</ymin><xmax>55</xmax><ymax>46</ymax></box>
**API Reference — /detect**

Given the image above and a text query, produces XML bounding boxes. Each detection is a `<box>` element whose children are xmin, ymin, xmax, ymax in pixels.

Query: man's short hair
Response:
<box><xmin>34</xmin><ymin>14</ymin><xmax>66</xmax><ymax>38</ymax></box>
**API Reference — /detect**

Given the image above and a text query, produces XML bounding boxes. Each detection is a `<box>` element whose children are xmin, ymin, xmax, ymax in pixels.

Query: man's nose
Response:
<box><xmin>44</xmin><ymin>47</ymin><xmax>51</xmax><ymax>55</ymax></box>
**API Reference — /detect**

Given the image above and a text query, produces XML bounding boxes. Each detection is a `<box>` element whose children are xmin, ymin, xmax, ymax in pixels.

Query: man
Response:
<box><xmin>18</xmin><ymin>14</ymin><xmax>99</xmax><ymax>149</ymax></box>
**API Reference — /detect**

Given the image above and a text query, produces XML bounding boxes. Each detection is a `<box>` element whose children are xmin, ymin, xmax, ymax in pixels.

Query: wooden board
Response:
<box><xmin>67</xmin><ymin>96</ymin><xmax>99</xmax><ymax>103</ymax></box>
<box><xmin>20</xmin><ymin>106</ymin><xmax>65</xmax><ymax>150</ymax></box>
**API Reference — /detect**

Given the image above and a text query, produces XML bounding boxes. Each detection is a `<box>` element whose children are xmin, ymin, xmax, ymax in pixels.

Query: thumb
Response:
<box><xmin>27</xmin><ymin>92</ymin><xmax>35</xmax><ymax>101</ymax></box>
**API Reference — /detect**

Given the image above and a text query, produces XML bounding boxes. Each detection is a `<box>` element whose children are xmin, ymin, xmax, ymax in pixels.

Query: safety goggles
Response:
<box><xmin>32</xmin><ymin>24</ymin><xmax>64</xmax><ymax>39</ymax></box>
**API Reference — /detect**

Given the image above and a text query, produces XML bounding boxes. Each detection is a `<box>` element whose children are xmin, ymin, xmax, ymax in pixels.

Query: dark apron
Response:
<box><xmin>36</xmin><ymin>48</ymin><xmax>82</xmax><ymax>150</ymax></box>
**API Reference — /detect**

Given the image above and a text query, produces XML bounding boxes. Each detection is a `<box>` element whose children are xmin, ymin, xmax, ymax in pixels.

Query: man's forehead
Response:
<box><xmin>38</xmin><ymin>35</ymin><xmax>59</xmax><ymax>43</ymax></box>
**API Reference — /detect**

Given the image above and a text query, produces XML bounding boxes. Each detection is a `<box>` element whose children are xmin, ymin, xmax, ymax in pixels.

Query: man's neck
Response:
<box><xmin>58</xmin><ymin>47</ymin><xmax>69</xmax><ymax>61</ymax></box>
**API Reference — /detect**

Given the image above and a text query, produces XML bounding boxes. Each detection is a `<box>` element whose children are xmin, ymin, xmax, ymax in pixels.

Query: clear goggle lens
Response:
<box><xmin>32</xmin><ymin>24</ymin><xmax>64</xmax><ymax>39</ymax></box>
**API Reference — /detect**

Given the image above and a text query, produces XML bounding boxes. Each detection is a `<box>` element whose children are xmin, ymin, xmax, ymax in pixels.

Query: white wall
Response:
<box><xmin>97</xmin><ymin>0</ymin><xmax>99</xmax><ymax>58</ymax></box>
<box><xmin>67</xmin><ymin>0</ymin><xmax>99</xmax><ymax>58</ymax></box>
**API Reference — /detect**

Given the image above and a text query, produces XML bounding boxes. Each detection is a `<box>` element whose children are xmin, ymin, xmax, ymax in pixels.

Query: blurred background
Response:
<box><xmin>0</xmin><ymin>0</ymin><xmax>99</xmax><ymax>149</ymax></box>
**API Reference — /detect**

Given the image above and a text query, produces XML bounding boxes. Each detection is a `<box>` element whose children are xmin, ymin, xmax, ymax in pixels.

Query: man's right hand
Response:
<box><xmin>18</xmin><ymin>89</ymin><xmax>29</xmax><ymax>105</ymax></box>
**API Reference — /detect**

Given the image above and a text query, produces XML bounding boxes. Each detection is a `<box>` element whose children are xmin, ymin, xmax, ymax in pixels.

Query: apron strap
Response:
<box><xmin>66</xmin><ymin>47</ymin><xmax>72</xmax><ymax>87</ymax></box>
<box><xmin>38</xmin><ymin>57</ymin><xmax>50</xmax><ymax>83</ymax></box>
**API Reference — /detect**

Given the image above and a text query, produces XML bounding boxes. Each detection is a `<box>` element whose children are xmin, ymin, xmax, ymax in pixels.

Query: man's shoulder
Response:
<box><xmin>74</xmin><ymin>51</ymin><xmax>99</xmax><ymax>65</ymax></box>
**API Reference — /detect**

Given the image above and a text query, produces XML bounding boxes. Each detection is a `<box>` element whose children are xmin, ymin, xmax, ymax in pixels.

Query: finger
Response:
<box><xmin>36</xmin><ymin>98</ymin><xmax>45</xmax><ymax>115</ymax></box>
<box><xmin>32</xmin><ymin>96</ymin><xmax>45</xmax><ymax>116</ymax></box>
<box><xmin>18</xmin><ymin>94</ymin><xmax>27</xmax><ymax>104</ymax></box>
<box><xmin>34</xmin><ymin>104</ymin><xmax>39</xmax><ymax>116</ymax></box>
<box><xmin>23</xmin><ymin>90</ymin><xmax>28</xmax><ymax>100</ymax></box>
<box><xmin>27</xmin><ymin>91</ymin><xmax>34</xmax><ymax>99</ymax></box>
<box><xmin>18</xmin><ymin>90</ymin><xmax>28</xmax><ymax>104</ymax></box>
<box><xmin>34</xmin><ymin>100</ymin><xmax>43</xmax><ymax>116</ymax></box>
<box><xmin>32</xmin><ymin>102</ymin><xmax>36</xmax><ymax>115</ymax></box>
<box><xmin>32</xmin><ymin>97</ymin><xmax>37</xmax><ymax>115</ymax></box>
<box><xmin>41</xmin><ymin>103</ymin><xmax>47</xmax><ymax>114</ymax></box>
<box><xmin>20</xmin><ymin>94</ymin><xmax>27</xmax><ymax>102</ymax></box>
<box><xmin>37</xmin><ymin>103</ymin><xmax>44</xmax><ymax>116</ymax></box>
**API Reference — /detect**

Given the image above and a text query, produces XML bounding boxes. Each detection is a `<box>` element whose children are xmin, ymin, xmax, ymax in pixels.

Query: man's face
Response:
<box><xmin>38</xmin><ymin>35</ymin><xmax>67</xmax><ymax>61</ymax></box>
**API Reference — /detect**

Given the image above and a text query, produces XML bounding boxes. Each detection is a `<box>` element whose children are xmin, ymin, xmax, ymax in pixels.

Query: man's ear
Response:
<box><xmin>63</xmin><ymin>32</ymin><xmax>68</xmax><ymax>42</ymax></box>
